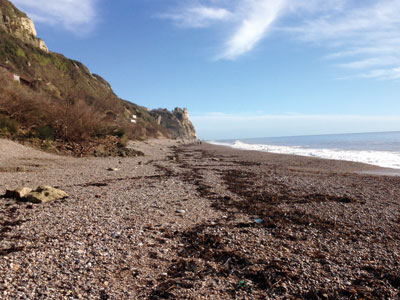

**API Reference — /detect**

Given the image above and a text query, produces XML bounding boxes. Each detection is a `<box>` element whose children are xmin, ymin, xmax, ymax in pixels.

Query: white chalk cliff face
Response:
<box><xmin>0</xmin><ymin>0</ymin><xmax>48</xmax><ymax>52</ymax></box>
<box><xmin>16</xmin><ymin>16</ymin><xmax>37</xmax><ymax>37</ymax></box>
<box><xmin>151</xmin><ymin>107</ymin><xmax>198</xmax><ymax>140</ymax></box>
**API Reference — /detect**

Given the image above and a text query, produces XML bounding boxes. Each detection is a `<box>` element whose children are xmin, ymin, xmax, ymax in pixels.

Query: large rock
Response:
<box><xmin>5</xmin><ymin>187</ymin><xmax>32</xmax><ymax>199</ymax></box>
<box><xmin>24</xmin><ymin>186</ymin><xmax>68</xmax><ymax>203</ymax></box>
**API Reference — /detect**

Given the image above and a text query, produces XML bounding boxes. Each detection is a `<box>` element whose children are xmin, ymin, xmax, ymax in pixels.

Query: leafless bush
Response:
<box><xmin>0</xmin><ymin>74</ymin><xmax>112</xmax><ymax>142</ymax></box>
<box><xmin>50</xmin><ymin>97</ymin><xmax>111</xmax><ymax>142</ymax></box>
<box><xmin>0</xmin><ymin>73</ymin><xmax>168</xmax><ymax>143</ymax></box>
<box><xmin>0</xmin><ymin>74</ymin><xmax>49</xmax><ymax>128</ymax></box>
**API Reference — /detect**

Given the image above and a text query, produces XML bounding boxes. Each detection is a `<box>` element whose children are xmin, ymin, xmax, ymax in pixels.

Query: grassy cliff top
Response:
<box><xmin>0</xmin><ymin>0</ymin><xmax>27</xmax><ymax>18</ymax></box>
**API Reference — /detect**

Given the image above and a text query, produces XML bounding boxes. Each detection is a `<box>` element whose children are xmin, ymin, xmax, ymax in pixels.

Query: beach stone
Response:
<box><xmin>24</xmin><ymin>186</ymin><xmax>68</xmax><ymax>203</ymax></box>
<box><xmin>112</xmin><ymin>232</ymin><xmax>121</xmax><ymax>238</ymax></box>
<box><xmin>175</xmin><ymin>209</ymin><xmax>186</xmax><ymax>214</ymax></box>
<box><xmin>4</xmin><ymin>187</ymin><xmax>32</xmax><ymax>199</ymax></box>
<box><xmin>11</xmin><ymin>264</ymin><xmax>20</xmax><ymax>272</ymax></box>
<box><xmin>107</xmin><ymin>167</ymin><xmax>120</xmax><ymax>171</ymax></box>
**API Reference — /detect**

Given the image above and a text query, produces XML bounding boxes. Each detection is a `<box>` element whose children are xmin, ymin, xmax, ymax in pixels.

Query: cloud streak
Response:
<box><xmin>12</xmin><ymin>0</ymin><xmax>97</xmax><ymax>34</ymax></box>
<box><xmin>159</xmin><ymin>5</ymin><xmax>232</xmax><ymax>28</ymax></box>
<box><xmin>163</xmin><ymin>0</ymin><xmax>400</xmax><ymax>80</ymax></box>
<box><xmin>221</xmin><ymin>0</ymin><xmax>286</xmax><ymax>59</ymax></box>
<box><xmin>162</xmin><ymin>0</ymin><xmax>287</xmax><ymax>59</ymax></box>
<box><xmin>290</xmin><ymin>0</ymin><xmax>400</xmax><ymax>80</ymax></box>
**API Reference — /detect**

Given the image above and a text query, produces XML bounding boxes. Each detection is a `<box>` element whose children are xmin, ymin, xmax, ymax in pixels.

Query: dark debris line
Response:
<box><xmin>150</xmin><ymin>145</ymin><xmax>400</xmax><ymax>300</ymax></box>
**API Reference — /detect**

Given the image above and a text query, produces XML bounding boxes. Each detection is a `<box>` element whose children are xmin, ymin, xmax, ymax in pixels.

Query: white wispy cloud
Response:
<box><xmin>221</xmin><ymin>0</ymin><xmax>286</xmax><ymax>59</ymax></box>
<box><xmin>295</xmin><ymin>1</ymin><xmax>400</xmax><ymax>40</ymax></box>
<box><xmin>162</xmin><ymin>0</ymin><xmax>287</xmax><ymax>59</ymax></box>
<box><xmin>160</xmin><ymin>5</ymin><xmax>232</xmax><ymax>28</ymax></box>
<box><xmin>290</xmin><ymin>0</ymin><xmax>400</xmax><ymax>80</ymax></box>
<box><xmin>12</xmin><ymin>0</ymin><xmax>97</xmax><ymax>34</ymax></box>
<box><xmin>361</xmin><ymin>67</ymin><xmax>400</xmax><ymax>80</ymax></box>
<box><xmin>163</xmin><ymin>0</ymin><xmax>400</xmax><ymax>80</ymax></box>
<box><xmin>337</xmin><ymin>57</ymin><xmax>399</xmax><ymax>70</ymax></box>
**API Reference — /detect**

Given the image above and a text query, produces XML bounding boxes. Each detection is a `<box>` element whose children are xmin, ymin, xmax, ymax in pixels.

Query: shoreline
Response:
<box><xmin>208</xmin><ymin>139</ymin><xmax>400</xmax><ymax>173</ymax></box>
<box><xmin>0</xmin><ymin>139</ymin><xmax>399</xmax><ymax>299</ymax></box>
<box><xmin>207</xmin><ymin>142</ymin><xmax>400</xmax><ymax>177</ymax></box>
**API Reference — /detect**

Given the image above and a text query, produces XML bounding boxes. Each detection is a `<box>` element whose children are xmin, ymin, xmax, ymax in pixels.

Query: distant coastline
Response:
<box><xmin>209</xmin><ymin>131</ymin><xmax>400</xmax><ymax>170</ymax></box>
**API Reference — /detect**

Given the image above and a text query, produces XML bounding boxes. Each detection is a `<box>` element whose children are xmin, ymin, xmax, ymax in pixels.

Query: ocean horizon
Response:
<box><xmin>210</xmin><ymin>131</ymin><xmax>400</xmax><ymax>169</ymax></box>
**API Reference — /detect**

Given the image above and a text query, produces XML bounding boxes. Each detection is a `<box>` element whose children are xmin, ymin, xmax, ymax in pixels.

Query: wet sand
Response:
<box><xmin>0</xmin><ymin>139</ymin><xmax>399</xmax><ymax>299</ymax></box>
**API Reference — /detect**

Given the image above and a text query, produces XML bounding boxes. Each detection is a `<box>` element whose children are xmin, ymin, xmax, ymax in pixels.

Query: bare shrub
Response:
<box><xmin>0</xmin><ymin>72</ymin><xmax>167</xmax><ymax>144</ymax></box>
<box><xmin>0</xmin><ymin>115</ymin><xmax>19</xmax><ymax>134</ymax></box>
<box><xmin>0</xmin><ymin>74</ymin><xmax>50</xmax><ymax>128</ymax></box>
<box><xmin>0</xmin><ymin>74</ymin><xmax>112</xmax><ymax>142</ymax></box>
<box><xmin>57</xmin><ymin>97</ymin><xmax>111</xmax><ymax>141</ymax></box>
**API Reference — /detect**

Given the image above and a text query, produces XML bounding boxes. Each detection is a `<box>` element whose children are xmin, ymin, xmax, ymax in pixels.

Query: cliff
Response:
<box><xmin>151</xmin><ymin>108</ymin><xmax>197</xmax><ymax>140</ymax></box>
<box><xmin>0</xmin><ymin>0</ymin><xmax>48</xmax><ymax>52</ymax></box>
<box><xmin>0</xmin><ymin>0</ymin><xmax>197</xmax><ymax>146</ymax></box>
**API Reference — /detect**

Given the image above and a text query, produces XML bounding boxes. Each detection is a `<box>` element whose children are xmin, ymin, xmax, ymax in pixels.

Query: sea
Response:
<box><xmin>210</xmin><ymin>131</ymin><xmax>400</xmax><ymax>169</ymax></box>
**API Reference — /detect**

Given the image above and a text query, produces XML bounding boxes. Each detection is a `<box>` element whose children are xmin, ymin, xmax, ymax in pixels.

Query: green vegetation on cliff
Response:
<box><xmin>0</xmin><ymin>0</ymin><xmax>196</xmax><ymax>155</ymax></box>
<box><xmin>0</xmin><ymin>0</ymin><xmax>26</xmax><ymax>18</ymax></box>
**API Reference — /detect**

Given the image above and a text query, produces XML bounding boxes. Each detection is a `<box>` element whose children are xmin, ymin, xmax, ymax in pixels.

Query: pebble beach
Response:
<box><xmin>0</xmin><ymin>139</ymin><xmax>399</xmax><ymax>299</ymax></box>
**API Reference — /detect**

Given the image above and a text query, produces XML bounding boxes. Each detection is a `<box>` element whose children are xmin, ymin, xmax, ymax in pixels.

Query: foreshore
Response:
<box><xmin>0</xmin><ymin>139</ymin><xmax>399</xmax><ymax>299</ymax></box>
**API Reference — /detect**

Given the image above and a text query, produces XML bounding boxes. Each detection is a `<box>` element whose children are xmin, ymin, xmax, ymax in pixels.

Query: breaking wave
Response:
<box><xmin>210</xmin><ymin>140</ymin><xmax>400</xmax><ymax>169</ymax></box>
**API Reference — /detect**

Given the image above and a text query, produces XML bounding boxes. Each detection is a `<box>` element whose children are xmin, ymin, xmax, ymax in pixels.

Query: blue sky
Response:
<box><xmin>12</xmin><ymin>0</ymin><xmax>400</xmax><ymax>139</ymax></box>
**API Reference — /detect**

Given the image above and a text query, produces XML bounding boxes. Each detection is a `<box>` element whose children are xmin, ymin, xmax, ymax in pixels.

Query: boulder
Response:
<box><xmin>5</xmin><ymin>187</ymin><xmax>32</xmax><ymax>199</ymax></box>
<box><xmin>24</xmin><ymin>186</ymin><xmax>68</xmax><ymax>203</ymax></box>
